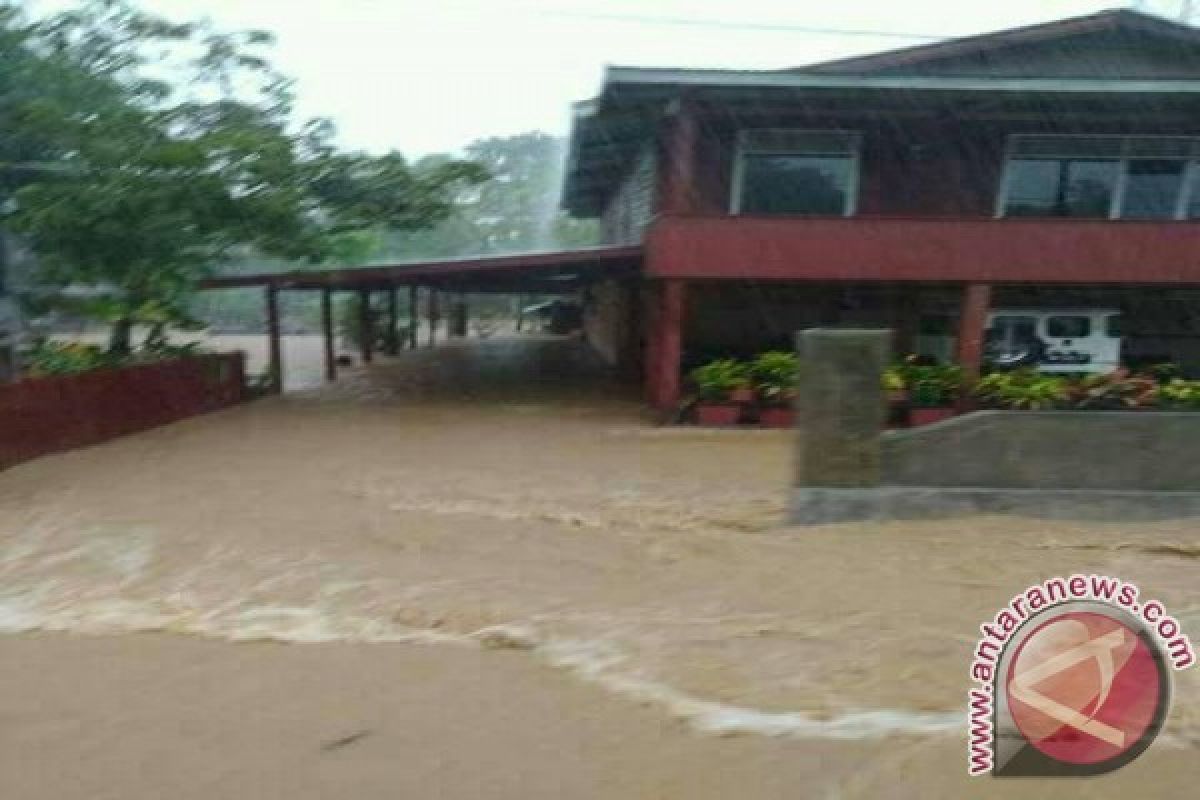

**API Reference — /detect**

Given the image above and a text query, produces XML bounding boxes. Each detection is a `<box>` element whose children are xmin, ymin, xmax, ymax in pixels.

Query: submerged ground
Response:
<box><xmin>1</xmin><ymin>335</ymin><xmax>1197</xmax><ymax>798</ymax></box>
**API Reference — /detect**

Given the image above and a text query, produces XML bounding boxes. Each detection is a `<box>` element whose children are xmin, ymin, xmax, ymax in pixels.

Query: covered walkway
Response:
<box><xmin>200</xmin><ymin>246</ymin><xmax>642</xmax><ymax>393</ymax></box>
<box><xmin>307</xmin><ymin>333</ymin><xmax>639</xmax><ymax>409</ymax></box>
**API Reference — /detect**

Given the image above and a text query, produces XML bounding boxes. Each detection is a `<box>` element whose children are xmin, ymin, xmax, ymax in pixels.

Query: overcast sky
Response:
<box><xmin>25</xmin><ymin>1</ymin><xmax>1197</xmax><ymax>155</ymax></box>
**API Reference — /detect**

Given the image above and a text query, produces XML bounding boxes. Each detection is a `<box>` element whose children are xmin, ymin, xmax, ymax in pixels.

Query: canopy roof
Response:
<box><xmin>200</xmin><ymin>245</ymin><xmax>643</xmax><ymax>294</ymax></box>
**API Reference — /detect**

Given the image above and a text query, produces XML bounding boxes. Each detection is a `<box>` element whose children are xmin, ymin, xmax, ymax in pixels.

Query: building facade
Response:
<box><xmin>563</xmin><ymin>10</ymin><xmax>1200</xmax><ymax>409</ymax></box>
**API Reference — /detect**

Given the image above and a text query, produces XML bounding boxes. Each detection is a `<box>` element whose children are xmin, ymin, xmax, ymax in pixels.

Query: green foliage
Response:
<box><xmin>0</xmin><ymin>0</ymin><xmax>486</xmax><ymax>351</ymax></box>
<box><xmin>881</xmin><ymin>366</ymin><xmax>906</xmax><ymax>392</ymax></box>
<box><xmin>380</xmin><ymin>132</ymin><xmax>599</xmax><ymax>260</ymax></box>
<box><xmin>23</xmin><ymin>339</ymin><xmax>117</xmax><ymax>376</ymax></box>
<box><xmin>749</xmin><ymin>351</ymin><xmax>800</xmax><ymax>405</ymax></box>
<box><xmin>975</xmin><ymin>369</ymin><xmax>1069</xmax><ymax>410</ymax></box>
<box><xmin>1158</xmin><ymin>379</ymin><xmax>1200</xmax><ymax>410</ymax></box>
<box><xmin>22</xmin><ymin>335</ymin><xmax>209</xmax><ymax>378</ymax></box>
<box><xmin>1143</xmin><ymin>362</ymin><xmax>1182</xmax><ymax>384</ymax></box>
<box><xmin>889</xmin><ymin>358</ymin><xmax>965</xmax><ymax>407</ymax></box>
<box><xmin>689</xmin><ymin>359</ymin><xmax>751</xmax><ymax>403</ymax></box>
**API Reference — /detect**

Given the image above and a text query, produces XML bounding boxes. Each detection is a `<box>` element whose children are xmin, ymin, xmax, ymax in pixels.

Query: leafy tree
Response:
<box><xmin>382</xmin><ymin>132</ymin><xmax>599</xmax><ymax>260</ymax></box>
<box><xmin>0</xmin><ymin>0</ymin><xmax>486</xmax><ymax>353</ymax></box>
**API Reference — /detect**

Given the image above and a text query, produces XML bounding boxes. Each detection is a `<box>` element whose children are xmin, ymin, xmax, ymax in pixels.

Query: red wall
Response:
<box><xmin>646</xmin><ymin>216</ymin><xmax>1200</xmax><ymax>284</ymax></box>
<box><xmin>0</xmin><ymin>353</ymin><xmax>245</xmax><ymax>471</ymax></box>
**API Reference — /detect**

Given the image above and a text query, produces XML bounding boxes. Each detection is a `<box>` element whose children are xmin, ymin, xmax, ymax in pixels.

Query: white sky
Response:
<box><xmin>24</xmin><ymin>1</ymin><xmax>1197</xmax><ymax>155</ymax></box>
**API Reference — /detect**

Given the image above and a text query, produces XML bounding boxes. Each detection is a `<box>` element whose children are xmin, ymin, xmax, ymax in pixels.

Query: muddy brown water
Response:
<box><xmin>3</xmin><ymin>335</ymin><xmax>1197</xmax><ymax>796</ymax></box>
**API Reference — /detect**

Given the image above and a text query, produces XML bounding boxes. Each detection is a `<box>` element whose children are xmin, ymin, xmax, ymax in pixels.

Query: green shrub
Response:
<box><xmin>890</xmin><ymin>359</ymin><xmax>965</xmax><ymax>407</ymax></box>
<box><xmin>975</xmin><ymin>369</ymin><xmax>1069</xmax><ymax>410</ymax></box>
<box><xmin>23</xmin><ymin>340</ymin><xmax>119</xmax><ymax>377</ymax></box>
<box><xmin>1157</xmin><ymin>379</ymin><xmax>1200</xmax><ymax>410</ymax></box>
<box><xmin>749</xmin><ymin>351</ymin><xmax>800</xmax><ymax>405</ymax></box>
<box><xmin>882</xmin><ymin>366</ymin><xmax>906</xmax><ymax>392</ymax></box>
<box><xmin>689</xmin><ymin>358</ymin><xmax>750</xmax><ymax>402</ymax></box>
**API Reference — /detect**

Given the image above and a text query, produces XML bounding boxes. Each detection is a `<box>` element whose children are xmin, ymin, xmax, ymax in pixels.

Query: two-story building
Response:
<box><xmin>564</xmin><ymin>9</ymin><xmax>1200</xmax><ymax>409</ymax></box>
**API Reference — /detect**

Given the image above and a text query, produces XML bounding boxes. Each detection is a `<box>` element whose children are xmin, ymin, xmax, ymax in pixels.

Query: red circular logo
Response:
<box><xmin>1005</xmin><ymin>610</ymin><xmax>1164</xmax><ymax>766</ymax></box>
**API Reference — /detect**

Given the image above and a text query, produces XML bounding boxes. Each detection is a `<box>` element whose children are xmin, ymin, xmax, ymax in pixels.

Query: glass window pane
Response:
<box><xmin>1121</xmin><ymin>159</ymin><xmax>1186</xmax><ymax>219</ymax></box>
<box><xmin>1062</xmin><ymin>161</ymin><xmax>1118</xmax><ymax>217</ymax></box>
<box><xmin>990</xmin><ymin>316</ymin><xmax>1038</xmax><ymax>341</ymax></box>
<box><xmin>1003</xmin><ymin>159</ymin><xmax>1116</xmax><ymax>217</ymax></box>
<box><xmin>1186</xmin><ymin>164</ymin><xmax>1200</xmax><ymax>219</ymax></box>
<box><xmin>1003</xmin><ymin>160</ymin><xmax>1060</xmax><ymax>216</ymax></box>
<box><xmin>739</xmin><ymin>155</ymin><xmax>851</xmax><ymax>215</ymax></box>
<box><xmin>1047</xmin><ymin>316</ymin><xmax>1091</xmax><ymax>338</ymax></box>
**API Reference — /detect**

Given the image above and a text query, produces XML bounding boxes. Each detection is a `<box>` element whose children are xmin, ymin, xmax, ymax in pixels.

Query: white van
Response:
<box><xmin>984</xmin><ymin>309</ymin><xmax>1121</xmax><ymax>374</ymax></box>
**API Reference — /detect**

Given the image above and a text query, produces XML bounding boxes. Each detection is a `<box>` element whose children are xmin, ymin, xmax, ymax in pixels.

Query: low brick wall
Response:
<box><xmin>882</xmin><ymin>411</ymin><xmax>1200</xmax><ymax>491</ymax></box>
<box><xmin>0</xmin><ymin>353</ymin><xmax>245</xmax><ymax>471</ymax></box>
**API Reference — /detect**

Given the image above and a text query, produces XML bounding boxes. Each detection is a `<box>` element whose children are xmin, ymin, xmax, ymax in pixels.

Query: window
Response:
<box><xmin>733</xmin><ymin>130</ymin><xmax>859</xmax><ymax>216</ymax></box>
<box><xmin>1123</xmin><ymin>160</ymin><xmax>1187</xmax><ymax>220</ymax></box>
<box><xmin>1187</xmin><ymin>164</ymin><xmax>1200</xmax><ymax>220</ymax></box>
<box><xmin>1046</xmin><ymin>316</ymin><xmax>1091</xmax><ymax>338</ymax></box>
<box><xmin>999</xmin><ymin>135</ymin><xmax>1200</xmax><ymax>220</ymax></box>
<box><xmin>1003</xmin><ymin>159</ymin><xmax>1118</xmax><ymax>218</ymax></box>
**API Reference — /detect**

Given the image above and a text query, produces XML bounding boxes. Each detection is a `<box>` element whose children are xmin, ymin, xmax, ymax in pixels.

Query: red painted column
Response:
<box><xmin>658</xmin><ymin>96</ymin><xmax>699</xmax><ymax>216</ymax></box>
<box><xmin>956</xmin><ymin>282</ymin><xmax>992</xmax><ymax>383</ymax></box>
<box><xmin>646</xmin><ymin>280</ymin><xmax>686</xmax><ymax>411</ymax></box>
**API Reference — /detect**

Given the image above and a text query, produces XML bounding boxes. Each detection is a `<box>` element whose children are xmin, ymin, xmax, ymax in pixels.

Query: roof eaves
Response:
<box><xmin>796</xmin><ymin>9</ymin><xmax>1200</xmax><ymax>75</ymax></box>
<box><xmin>603</xmin><ymin>66</ymin><xmax>1200</xmax><ymax>93</ymax></box>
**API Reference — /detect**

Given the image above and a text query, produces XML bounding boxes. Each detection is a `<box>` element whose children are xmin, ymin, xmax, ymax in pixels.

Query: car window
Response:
<box><xmin>1046</xmin><ymin>316</ymin><xmax>1091</xmax><ymax>338</ymax></box>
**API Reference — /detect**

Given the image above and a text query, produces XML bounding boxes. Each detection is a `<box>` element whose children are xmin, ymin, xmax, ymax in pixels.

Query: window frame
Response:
<box><xmin>996</xmin><ymin>134</ymin><xmax>1200</xmax><ymax>221</ymax></box>
<box><xmin>730</xmin><ymin>129</ymin><xmax>862</xmax><ymax>217</ymax></box>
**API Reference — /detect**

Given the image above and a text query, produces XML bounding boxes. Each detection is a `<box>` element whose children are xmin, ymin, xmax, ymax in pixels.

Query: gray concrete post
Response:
<box><xmin>794</xmin><ymin>329</ymin><xmax>890</xmax><ymax>488</ymax></box>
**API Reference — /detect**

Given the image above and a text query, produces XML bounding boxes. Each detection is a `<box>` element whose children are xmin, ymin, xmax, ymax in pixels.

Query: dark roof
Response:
<box><xmin>200</xmin><ymin>245</ymin><xmax>643</xmax><ymax>293</ymax></box>
<box><xmin>804</xmin><ymin>9</ymin><xmax>1200</xmax><ymax>74</ymax></box>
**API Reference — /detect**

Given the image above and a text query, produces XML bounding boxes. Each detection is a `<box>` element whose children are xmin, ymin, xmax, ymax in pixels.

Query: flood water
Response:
<box><xmin>2</xmin><ymin>335</ymin><xmax>1198</xmax><ymax>746</ymax></box>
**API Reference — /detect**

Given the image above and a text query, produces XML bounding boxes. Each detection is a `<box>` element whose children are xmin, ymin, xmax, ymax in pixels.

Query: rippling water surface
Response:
<box><xmin>3</xmin><ymin>336</ymin><xmax>1197</xmax><ymax>743</ymax></box>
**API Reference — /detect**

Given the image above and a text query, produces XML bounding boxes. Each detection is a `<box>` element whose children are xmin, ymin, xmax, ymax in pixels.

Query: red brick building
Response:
<box><xmin>563</xmin><ymin>9</ymin><xmax>1200</xmax><ymax>409</ymax></box>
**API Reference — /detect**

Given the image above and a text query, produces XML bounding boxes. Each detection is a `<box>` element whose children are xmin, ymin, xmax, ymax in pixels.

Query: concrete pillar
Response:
<box><xmin>320</xmin><ymin>287</ymin><xmax>335</xmax><ymax>382</ymax></box>
<box><xmin>794</xmin><ymin>329</ymin><xmax>890</xmax><ymax>488</ymax></box>
<box><xmin>265</xmin><ymin>284</ymin><xmax>283</xmax><ymax>394</ymax></box>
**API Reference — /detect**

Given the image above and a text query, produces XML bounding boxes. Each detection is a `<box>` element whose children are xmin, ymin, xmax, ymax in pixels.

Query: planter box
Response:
<box><xmin>758</xmin><ymin>407</ymin><xmax>795</xmax><ymax>428</ymax></box>
<box><xmin>909</xmin><ymin>406</ymin><xmax>957</xmax><ymax>427</ymax></box>
<box><xmin>695</xmin><ymin>403</ymin><xmax>742</xmax><ymax>426</ymax></box>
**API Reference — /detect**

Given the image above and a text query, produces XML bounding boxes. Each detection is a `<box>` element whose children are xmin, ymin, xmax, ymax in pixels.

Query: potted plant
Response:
<box><xmin>689</xmin><ymin>358</ymin><xmax>751</xmax><ymax>426</ymax></box>
<box><xmin>905</xmin><ymin>363</ymin><xmax>965</xmax><ymax>426</ymax></box>
<box><xmin>1066</xmin><ymin>369</ymin><xmax>1158</xmax><ymax>410</ymax></box>
<box><xmin>974</xmin><ymin>369</ymin><xmax>1068</xmax><ymax>410</ymax></box>
<box><xmin>749</xmin><ymin>351</ymin><xmax>800</xmax><ymax>427</ymax></box>
<box><xmin>882</xmin><ymin>365</ymin><xmax>908</xmax><ymax>406</ymax></box>
<box><xmin>1158</xmin><ymin>378</ymin><xmax>1200</xmax><ymax>410</ymax></box>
